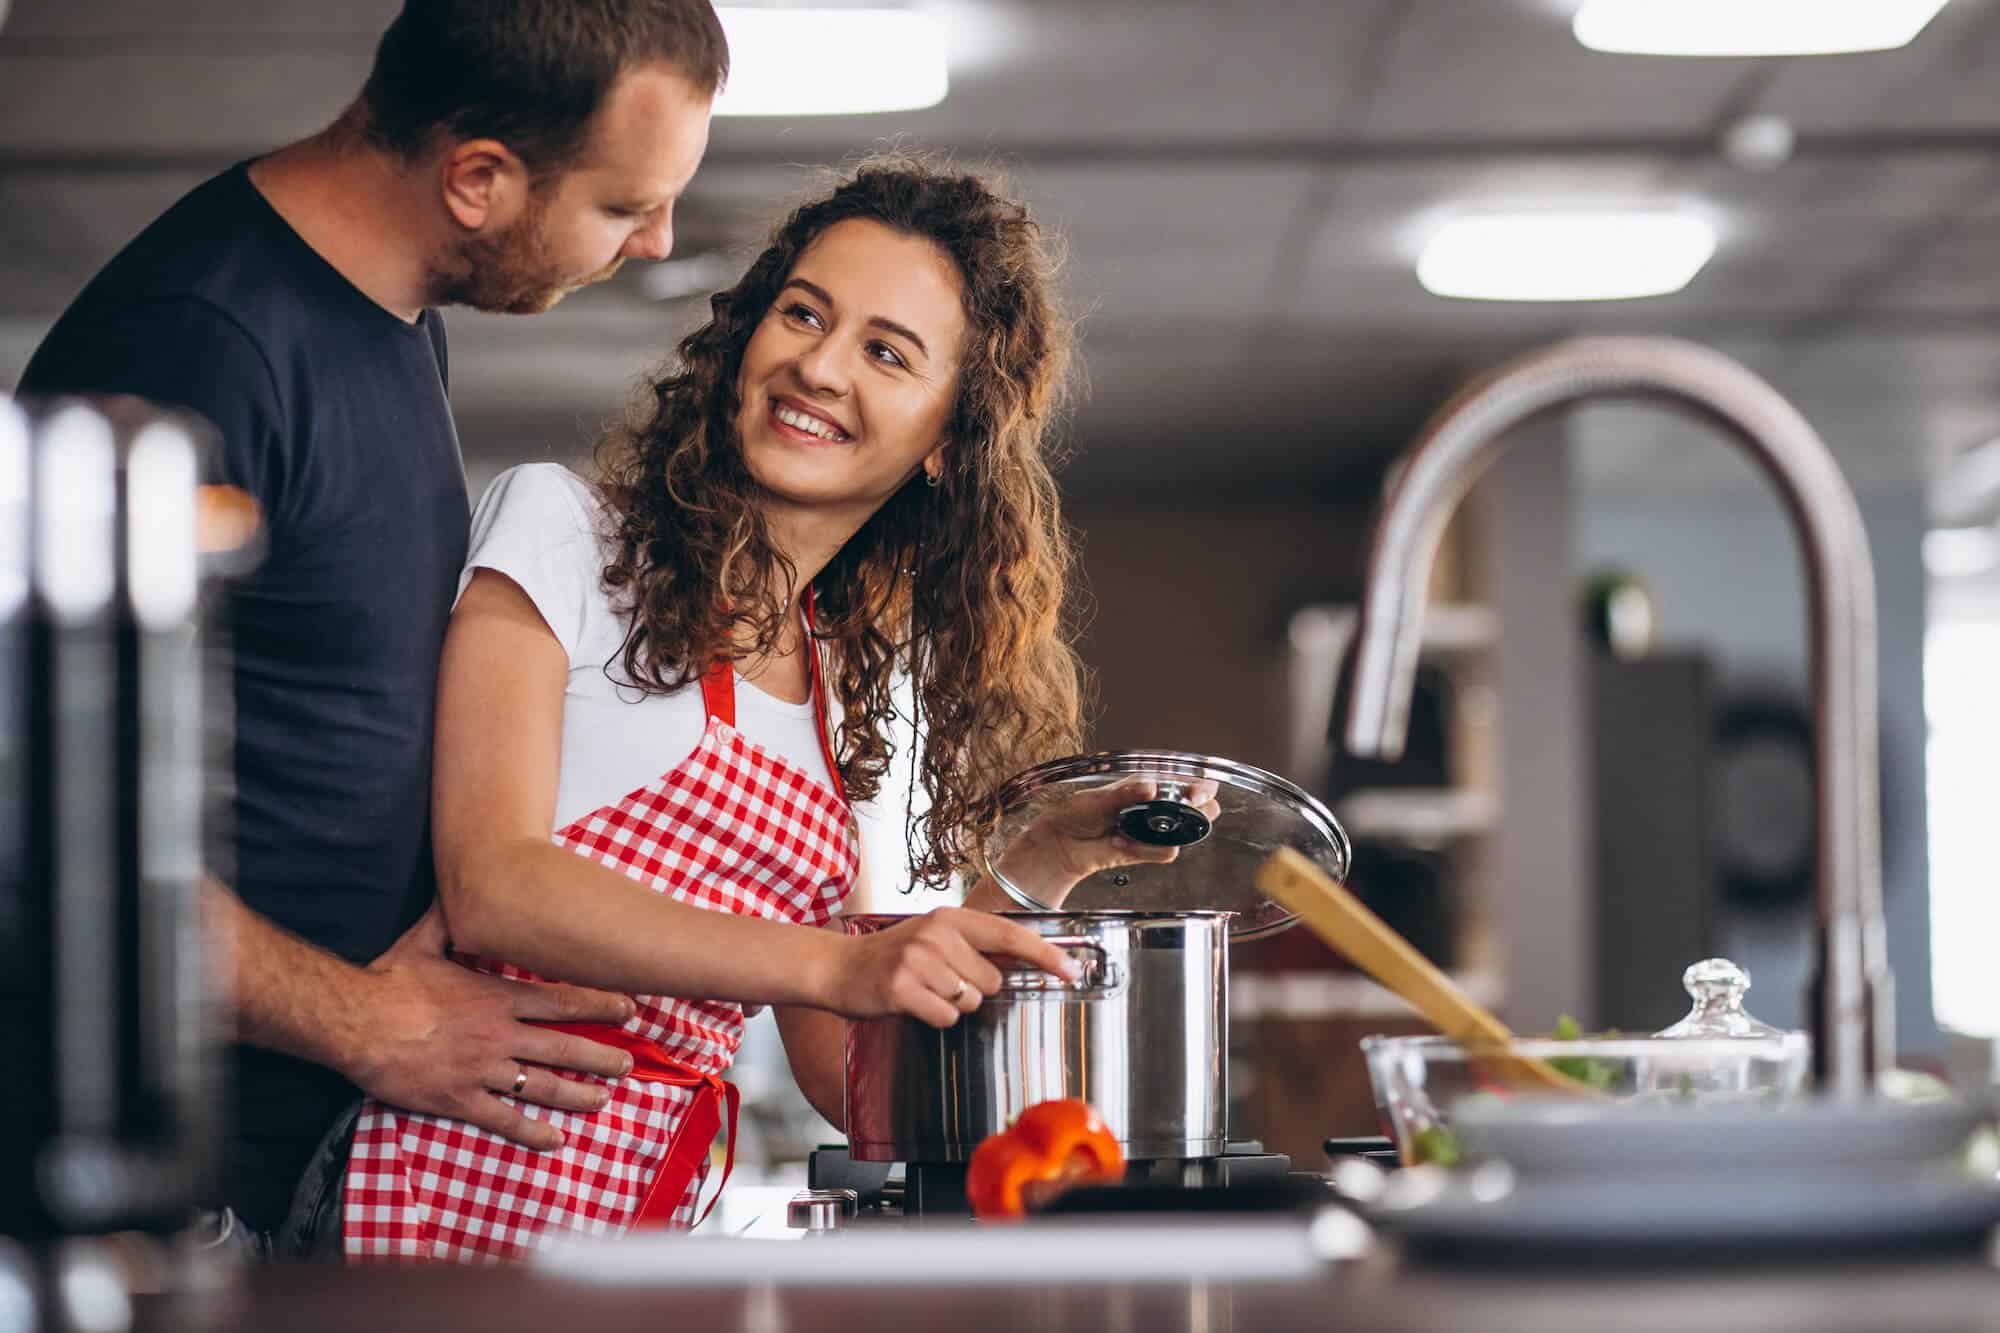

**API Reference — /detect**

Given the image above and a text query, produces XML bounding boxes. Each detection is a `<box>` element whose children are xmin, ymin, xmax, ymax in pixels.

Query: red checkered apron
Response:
<box><xmin>342</xmin><ymin>621</ymin><xmax>856</xmax><ymax>1262</ymax></box>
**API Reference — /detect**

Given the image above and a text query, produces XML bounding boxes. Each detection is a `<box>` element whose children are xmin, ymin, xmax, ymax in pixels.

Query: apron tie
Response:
<box><xmin>539</xmin><ymin>1022</ymin><xmax>740</xmax><ymax>1230</ymax></box>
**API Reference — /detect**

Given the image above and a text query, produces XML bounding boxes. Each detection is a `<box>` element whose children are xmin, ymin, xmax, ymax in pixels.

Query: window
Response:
<box><xmin>1926</xmin><ymin>613</ymin><xmax>2000</xmax><ymax>1037</ymax></box>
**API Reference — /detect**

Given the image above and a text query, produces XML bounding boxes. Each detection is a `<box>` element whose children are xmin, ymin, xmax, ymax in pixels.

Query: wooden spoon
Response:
<box><xmin>1255</xmin><ymin>846</ymin><xmax>1603</xmax><ymax>1096</ymax></box>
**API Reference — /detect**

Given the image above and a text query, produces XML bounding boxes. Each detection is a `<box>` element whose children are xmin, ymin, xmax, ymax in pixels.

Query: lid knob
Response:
<box><xmin>1115</xmin><ymin>788</ymin><xmax>1213</xmax><ymax>848</ymax></box>
<box><xmin>1655</xmin><ymin>957</ymin><xmax>1784</xmax><ymax>1038</ymax></box>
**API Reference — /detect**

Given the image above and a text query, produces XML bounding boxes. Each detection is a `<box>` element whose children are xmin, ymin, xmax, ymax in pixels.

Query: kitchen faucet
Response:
<box><xmin>1341</xmin><ymin>337</ymin><xmax>1892</xmax><ymax>1098</ymax></box>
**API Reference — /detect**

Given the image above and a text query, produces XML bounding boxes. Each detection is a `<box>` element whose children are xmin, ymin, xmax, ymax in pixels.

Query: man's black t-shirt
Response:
<box><xmin>19</xmin><ymin>163</ymin><xmax>470</xmax><ymax>1229</ymax></box>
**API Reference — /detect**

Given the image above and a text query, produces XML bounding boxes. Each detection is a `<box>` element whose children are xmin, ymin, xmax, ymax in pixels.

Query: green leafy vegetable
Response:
<box><xmin>1546</xmin><ymin>1013</ymin><xmax>1621</xmax><ymax>1091</ymax></box>
<box><xmin>1411</xmin><ymin>1126</ymin><xmax>1461</xmax><ymax>1166</ymax></box>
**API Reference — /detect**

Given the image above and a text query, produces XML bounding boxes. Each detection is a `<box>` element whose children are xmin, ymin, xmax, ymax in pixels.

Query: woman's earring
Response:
<box><xmin>925</xmin><ymin>469</ymin><xmax>943</xmax><ymax>488</ymax></box>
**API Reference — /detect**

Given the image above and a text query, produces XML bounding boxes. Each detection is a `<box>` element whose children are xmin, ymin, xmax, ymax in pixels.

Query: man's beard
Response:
<box><xmin>431</xmin><ymin>194</ymin><xmax>622</xmax><ymax>315</ymax></box>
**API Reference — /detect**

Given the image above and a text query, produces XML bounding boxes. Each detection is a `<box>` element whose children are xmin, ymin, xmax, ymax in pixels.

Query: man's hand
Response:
<box><xmin>343</xmin><ymin>905</ymin><xmax>638</xmax><ymax>1150</ymax></box>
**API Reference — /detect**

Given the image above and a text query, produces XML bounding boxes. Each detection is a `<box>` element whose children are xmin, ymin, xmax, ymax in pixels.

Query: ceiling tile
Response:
<box><xmin>3</xmin><ymin>0</ymin><xmax>1997</xmax><ymax>492</ymax></box>
<box><xmin>1362</xmin><ymin>1</ymin><xmax>1752</xmax><ymax>138</ymax></box>
<box><xmin>1759</xmin><ymin>0</ymin><xmax>2000</xmax><ymax>134</ymax></box>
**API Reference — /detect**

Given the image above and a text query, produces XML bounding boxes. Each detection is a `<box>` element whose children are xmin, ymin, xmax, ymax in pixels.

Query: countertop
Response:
<box><xmin>133</xmin><ymin>1232</ymin><xmax>2000</xmax><ymax>1333</ymax></box>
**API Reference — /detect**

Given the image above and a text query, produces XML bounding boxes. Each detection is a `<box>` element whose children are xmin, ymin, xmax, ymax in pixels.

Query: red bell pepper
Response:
<box><xmin>964</xmin><ymin>1098</ymin><xmax>1125</xmax><ymax>1221</ymax></box>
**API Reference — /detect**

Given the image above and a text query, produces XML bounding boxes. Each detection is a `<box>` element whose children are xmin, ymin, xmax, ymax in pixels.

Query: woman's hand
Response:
<box><xmin>989</xmin><ymin>776</ymin><xmax>1222</xmax><ymax>906</ymax></box>
<box><xmin>824</xmin><ymin>908</ymin><xmax>1083</xmax><ymax>1028</ymax></box>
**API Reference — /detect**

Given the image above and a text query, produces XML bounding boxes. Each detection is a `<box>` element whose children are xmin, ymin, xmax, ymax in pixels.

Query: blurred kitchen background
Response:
<box><xmin>5</xmin><ymin>0</ymin><xmax>1999</xmax><ymax>1178</ymax></box>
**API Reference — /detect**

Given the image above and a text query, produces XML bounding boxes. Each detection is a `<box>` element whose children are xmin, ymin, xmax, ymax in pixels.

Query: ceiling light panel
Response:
<box><xmin>1572</xmin><ymin>0</ymin><xmax>1952</xmax><ymax>58</ymax></box>
<box><xmin>1417</xmin><ymin>211</ymin><xmax>1717</xmax><ymax>303</ymax></box>
<box><xmin>715</xmin><ymin>8</ymin><xmax>949</xmax><ymax>116</ymax></box>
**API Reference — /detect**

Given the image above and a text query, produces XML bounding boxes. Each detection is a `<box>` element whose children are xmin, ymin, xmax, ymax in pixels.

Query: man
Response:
<box><xmin>17</xmin><ymin>0</ymin><xmax>726</xmax><ymax>1246</ymax></box>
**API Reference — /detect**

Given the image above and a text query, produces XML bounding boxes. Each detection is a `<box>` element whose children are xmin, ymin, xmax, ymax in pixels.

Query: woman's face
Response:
<box><xmin>735</xmin><ymin>218</ymin><xmax>967</xmax><ymax>521</ymax></box>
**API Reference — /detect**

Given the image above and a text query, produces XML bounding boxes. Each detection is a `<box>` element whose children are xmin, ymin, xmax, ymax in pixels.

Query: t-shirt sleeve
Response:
<box><xmin>459</xmin><ymin>463</ymin><xmax>604</xmax><ymax>661</ymax></box>
<box><xmin>17</xmin><ymin>295</ymin><xmax>291</xmax><ymax>525</ymax></box>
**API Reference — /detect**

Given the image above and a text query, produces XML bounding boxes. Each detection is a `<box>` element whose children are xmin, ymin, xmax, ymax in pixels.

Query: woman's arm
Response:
<box><xmin>769</xmin><ymin>780</ymin><xmax>1216</xmax><ymax>1122</ymax></box>
<box><xmin>774</xmin><ymin>1002</ymin><xmax>848</xmax><ymax>1128</ymax></box>
<box><xmin>432</xmin><ymin>569</ymin><xmax>1078</xmax><ymax>1017</ymax></box>
<box><xmin>433</xmin><ymin>569</ymin><xmax>847</xmax><ymax>1003</ymax></box>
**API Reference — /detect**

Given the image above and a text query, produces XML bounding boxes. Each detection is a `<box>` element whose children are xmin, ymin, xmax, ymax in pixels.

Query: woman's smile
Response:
<box><xmin>768</xmin><ymin>395</ymin><xmax>853</xmax><ymax>444</ymax></box>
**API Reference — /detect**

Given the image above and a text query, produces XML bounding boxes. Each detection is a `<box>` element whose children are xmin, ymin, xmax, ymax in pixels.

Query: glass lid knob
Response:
<box><xmin>1655</xmin><ymin>957</ymin><xmax>1784</xmax><ymax>1038</ymax></box>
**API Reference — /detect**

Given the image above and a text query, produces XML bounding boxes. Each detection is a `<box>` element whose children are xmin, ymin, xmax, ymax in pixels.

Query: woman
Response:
<box><xmin>338</xmin><ymin>157</ymin><xmax>1169</xmax><ymax>1262</ymax></box>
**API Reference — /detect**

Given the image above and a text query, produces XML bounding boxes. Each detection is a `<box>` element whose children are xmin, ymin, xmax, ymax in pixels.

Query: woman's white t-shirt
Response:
<box><xmin>458</xmin><ymin>463</ymin><xmax>844</xmax><ymax>838</ymax></box>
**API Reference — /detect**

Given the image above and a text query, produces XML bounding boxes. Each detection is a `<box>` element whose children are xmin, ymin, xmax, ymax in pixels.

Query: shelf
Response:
<box><xmin>1231</xmin><ymin>968</ymin><xmax>1504</xmax><ymax>1021</ymax></box>
<box><xmin>1286</xmin><ymin>602</ymin><xmax>1498</xmax><ymax>660</ymax></box>
<box><xmin>1283</xmin><ymin>602</ymin><xmax>1498</xmax><ymax>782</ymax></box>
<box><xmin>1333</xmin><ymin>788</ymin><xmax>1497</xmax><ymax>843</ymax></box>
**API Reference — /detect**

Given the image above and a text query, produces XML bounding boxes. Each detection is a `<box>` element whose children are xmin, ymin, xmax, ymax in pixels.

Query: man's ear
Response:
<box><xmin>439</xmin><ymin>138</ymin><xmax>531</xmax><ymax>232</ymax></box>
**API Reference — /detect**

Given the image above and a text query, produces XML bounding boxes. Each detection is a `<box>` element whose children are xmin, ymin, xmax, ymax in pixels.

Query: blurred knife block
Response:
<box><xmin>2</xmin><ymin>396</ymin><xmax>238</xmax><ymax>1326</ymax></box>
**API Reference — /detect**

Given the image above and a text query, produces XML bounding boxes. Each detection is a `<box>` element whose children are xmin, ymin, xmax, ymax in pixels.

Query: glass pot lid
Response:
<box><xmin>979</xmin><ymin>749</ymin><xmax>1352</xmax><ymax>941</ymax></box>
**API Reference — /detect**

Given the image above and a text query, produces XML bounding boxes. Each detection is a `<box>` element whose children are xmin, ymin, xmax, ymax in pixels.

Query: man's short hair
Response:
<box><xmin>359</xmin><ymin>0</ymin><xmax>728</xmax><ymax>178</ymax></box>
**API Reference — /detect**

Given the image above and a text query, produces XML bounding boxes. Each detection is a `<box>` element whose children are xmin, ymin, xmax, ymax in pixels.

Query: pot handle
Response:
<box><xmin>997</xmin><ymin>936</ymin><xmax>1122</xmax><ymax>997</ymax></box>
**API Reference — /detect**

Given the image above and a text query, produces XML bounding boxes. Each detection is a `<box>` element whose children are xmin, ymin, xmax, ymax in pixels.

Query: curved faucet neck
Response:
<box><xmin>1345</xmin><ymin>336</ymin><xmax>1891</xmax><ymax>1097</ymax></box>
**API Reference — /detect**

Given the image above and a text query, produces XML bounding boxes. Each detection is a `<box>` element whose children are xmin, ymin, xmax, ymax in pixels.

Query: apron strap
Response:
<box><xmin>539</xmin><ymin>1022</ymin><xmax>739</xmax><ymax>1231</ymax></box>
<box><xmin>698</xmin><ymin>658</ymin><xmax>735</xmax><ymax>729</ymax></box>
<box><xmin>701</xmin><ymin>592</ymin><xmax>847</xmax><ymax>805</ymax></box>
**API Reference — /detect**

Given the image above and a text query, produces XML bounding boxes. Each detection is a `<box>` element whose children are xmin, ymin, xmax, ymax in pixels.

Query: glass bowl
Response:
<box><xmin>1359</xmin><ymin>1032</ymin><xmax>1813</xmax><ymax>1167</ymax></box>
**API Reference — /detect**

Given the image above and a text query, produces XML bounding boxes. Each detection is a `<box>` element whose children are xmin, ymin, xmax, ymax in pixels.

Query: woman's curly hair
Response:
<box><xmin>592</xmin><ymin>155</ymin><xmax>1089</xmax><ymax>889</ymax></box>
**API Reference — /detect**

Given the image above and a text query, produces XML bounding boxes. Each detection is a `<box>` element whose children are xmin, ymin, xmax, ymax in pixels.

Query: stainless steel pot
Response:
<box><xmin>842</xmin><ymin>747</ymin><xmax>1350</xmax><ymax>1166</ymax></box>
<box><xmin>843</xmin><ymin>910</ymin><xmax>1231</xmax><ymax>1162</ymax></box>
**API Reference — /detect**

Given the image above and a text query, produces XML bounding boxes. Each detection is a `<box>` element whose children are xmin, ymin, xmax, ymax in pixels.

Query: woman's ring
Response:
<box><xmin>952</xmin><ymin>977</ymin><xmax>969</xmax><ymax>1001</ymax></box>
<box><xmin>511</xmin><ymin>1067</ymin><xmax>530</xmax><ymax>1097</ymax></box>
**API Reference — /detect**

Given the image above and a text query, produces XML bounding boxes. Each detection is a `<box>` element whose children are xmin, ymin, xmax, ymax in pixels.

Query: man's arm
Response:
<box><xmin>25</xmin><ymin>299</ymin><xmax>647</xmax><ymax>1149</ymax></box>
<box><xmin>206</xmin><ymin>877</ymin><xmax>640</xmax><ymax>1149</ymax></box>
